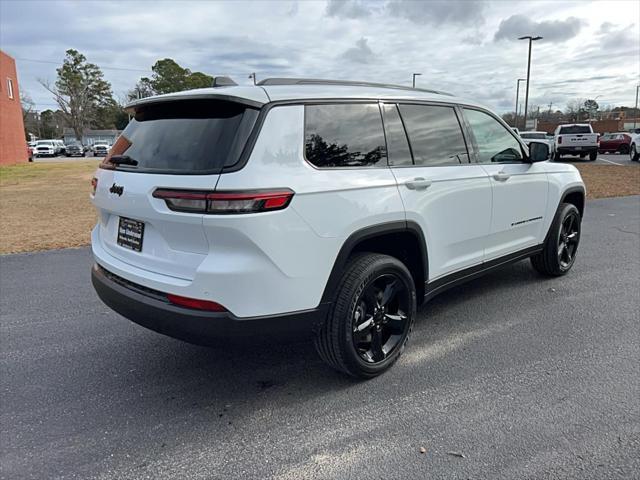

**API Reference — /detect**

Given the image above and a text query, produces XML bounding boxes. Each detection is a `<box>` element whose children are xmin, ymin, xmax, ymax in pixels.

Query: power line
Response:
<box><xmin>15</xmin><ymin>57</ymin><xmax>151</xmax><ymax>73</ymax></box>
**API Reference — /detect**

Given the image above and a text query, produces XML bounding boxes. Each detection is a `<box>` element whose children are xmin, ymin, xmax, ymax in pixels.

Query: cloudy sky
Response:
<box><xmin>1</xmin><ymin>0</ymin><xmax>638</xmax><ymax>113</ymax></box>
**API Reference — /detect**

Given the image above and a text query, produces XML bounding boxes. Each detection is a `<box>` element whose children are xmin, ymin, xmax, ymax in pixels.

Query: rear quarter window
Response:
<box><xmin>304</xmin><ymin>104</ymin><xmax>387</xmax><ymax>168</ymax></box>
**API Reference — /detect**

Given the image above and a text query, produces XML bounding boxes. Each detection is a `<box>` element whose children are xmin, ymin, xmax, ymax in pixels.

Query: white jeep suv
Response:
<box><xmin>90</xmin><ymin>78</ymin><xmax>585</xmax><ymax>378</ymax></box>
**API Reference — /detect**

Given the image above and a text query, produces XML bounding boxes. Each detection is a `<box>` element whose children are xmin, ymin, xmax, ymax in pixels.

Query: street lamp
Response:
<box><xmin>412</xmin><ymin>73</ymin><xmax>422</xmax><ymax>88</ymax></box>
<box><xmin>518</xmin><ymin>35</ymin><xmax>543</xmax><ymax>131</ymax></box>
<box><xmin>514</xmin><ymin>78</ymin><xmax>526</xmax><ymax>128</ymax></box>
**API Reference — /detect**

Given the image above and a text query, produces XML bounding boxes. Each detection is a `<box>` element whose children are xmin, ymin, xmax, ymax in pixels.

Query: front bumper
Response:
<box><xmin>91</xmin><ymin>264</ymin><xmax>327</xmax><ymax>345</ymax></box>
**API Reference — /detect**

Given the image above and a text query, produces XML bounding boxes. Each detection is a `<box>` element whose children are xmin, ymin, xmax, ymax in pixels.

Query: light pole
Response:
<box><xmin>634</xmin><ymin>85</ymin><xmax>639</xmax><ymax>129</ymax></box>
<box><xmin>514</xmin><ymin>78</ymin><xmax>525</xmax><ymax>128</ymax></box>
<box><xmin>518</xmin><ymin>35</ymin><xmax>543</xmax><ymax>131</ymax></box>
<box><xmin>249</xmin><ymin>73</ymin><xmax>257</xmax><ymax>85</ymax></box>
<box><xmin>412</xmin><ymin>73</ymin><xmax>422</xmax><ymax>88</ymax></box>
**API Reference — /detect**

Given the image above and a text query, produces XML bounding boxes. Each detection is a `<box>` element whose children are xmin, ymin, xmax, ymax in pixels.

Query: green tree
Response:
<box><xmin>38</xmin><ymin>110</ymin><xmax>64</xmax><ymax>139</ymax></box>
<box><xmin>130</xmin><ymin>58</ymin><xmax>213</xmax><ymax>98</ymax></box>
<box><xmin>39</xmin><ymin>49</ymin><xmax>114</xmax><ymax>141</ymax></box>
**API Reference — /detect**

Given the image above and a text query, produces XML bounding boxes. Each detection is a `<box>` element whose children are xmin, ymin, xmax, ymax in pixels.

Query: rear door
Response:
<box><xmin>91</xmin><ymin>98</ymin><xmax>261</xmax><ymax>280</ymax></box>
<box><xmin>461</xmin><ymin>107</ymin><xmax>548</xmax><ymax>260</ymax></box>
<box><xmin>384</xmin><ymin>103</ymin><xmax>492</xmax><ymax>281</ymax></box>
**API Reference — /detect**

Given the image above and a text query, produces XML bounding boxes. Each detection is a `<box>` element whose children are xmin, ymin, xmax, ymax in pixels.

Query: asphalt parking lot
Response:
<box><xmin>1</xmin><ymin>196</ymin><xmax>639</xmax><ymax>480</ymax></box>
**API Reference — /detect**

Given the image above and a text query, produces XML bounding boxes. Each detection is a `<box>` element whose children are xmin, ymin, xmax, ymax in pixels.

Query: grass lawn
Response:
<box><xmin>0</xmin><ymin>161</ymin><xmax>638</xmax><ymax>254</ymax></box>
<box><xmin>0</xmin><ymin>161</ymin><xmax>98</xmax><ymax>254</ymax></box>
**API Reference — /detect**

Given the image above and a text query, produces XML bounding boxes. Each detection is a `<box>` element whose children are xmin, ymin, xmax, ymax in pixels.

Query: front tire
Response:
<box><xmin>314</xmin><ymin>253</ymin><xmax>416</xmax><ymax>378</ymax></box>
<box><xmin>531</xmin><ymin>203</ymin><xmax>581</xmax><ymax>276</ymax></box>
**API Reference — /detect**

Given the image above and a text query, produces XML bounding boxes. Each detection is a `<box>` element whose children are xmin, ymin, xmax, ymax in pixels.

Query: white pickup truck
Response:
<box><xmin>554</xmin><ymin>124</ymin><xmax>599</xmax><ymax>161</ymax></box>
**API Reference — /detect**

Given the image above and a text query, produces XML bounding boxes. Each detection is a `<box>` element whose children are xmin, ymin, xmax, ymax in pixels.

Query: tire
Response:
<box><xmin>554</xmin><ymin>152</ymin><xmax>561</xmax><ymax>161</ymax></box>
<box><xmin>531</xmin><ymin>203</ymin><xmax>581</xmax><ymax>276</ymax></box>
<box><xmin>630</xmin><ymin>144</ymin><xmax>639</xmax><ymax>162</ymax></box>
<box><xmin>618</xmin><ymin>145</ymin><xmax>629</xmax><ymax>155</ymax></box>
<box><xmin>314</xmin><ymin>253</ymin><xmax>417</xmax><ymax>378</ymax></box>
<box><xmin>589</xmin><ymin>151</ymin><xmax>597</xmax><ymax>161</ymax></box>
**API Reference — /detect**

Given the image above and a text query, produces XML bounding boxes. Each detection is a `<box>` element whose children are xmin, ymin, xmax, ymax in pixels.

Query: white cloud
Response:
<box><xmin>0</xmin><ymin>0</ymin><xmax>637</xmax><ymax>113</ymax></box>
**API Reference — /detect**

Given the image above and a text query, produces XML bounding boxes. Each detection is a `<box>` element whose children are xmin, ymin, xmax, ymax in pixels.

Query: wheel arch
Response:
<box><xmin>560</xmin><ymin>186</ymin><xmax>585</xmax><ymax>218</ymax></box>
<box><xmin>320</xmin><ymin>221</ymin><xmax>429</xmax><ymax>304</ymax></box>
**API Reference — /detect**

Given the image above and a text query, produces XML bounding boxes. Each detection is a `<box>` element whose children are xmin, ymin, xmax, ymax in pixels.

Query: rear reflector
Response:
<box><xmin>153</xmin><ymin>189</ymin><xmax>294</xmax><ymax>214</ymax></box>
<box><xmin>167</xmin><ymin>294</ymin><xmax>227</xmax><ymax>312</ymax></box>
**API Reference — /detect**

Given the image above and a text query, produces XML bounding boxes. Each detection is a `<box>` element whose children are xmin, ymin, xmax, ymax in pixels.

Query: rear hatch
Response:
<box><xmin>91</xmin><ymin>97</ymin><xmax>262</xmax><ymax>280</ymax></box>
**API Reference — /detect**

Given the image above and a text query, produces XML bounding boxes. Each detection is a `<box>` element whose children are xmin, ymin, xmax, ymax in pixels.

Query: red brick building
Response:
<box><xmin>0</xmin><ymin>50</ymin><xmax>27</xmax><ymax>165</ymax></box>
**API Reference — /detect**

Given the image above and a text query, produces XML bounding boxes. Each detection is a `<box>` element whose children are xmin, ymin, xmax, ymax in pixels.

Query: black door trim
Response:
<box><xmin>423</xmin><ymin>244</ymin><xmax>542</xmax><ymax>302</ymax></box>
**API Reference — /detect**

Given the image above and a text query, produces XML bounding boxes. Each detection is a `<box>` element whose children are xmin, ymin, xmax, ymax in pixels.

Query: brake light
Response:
<box><xmin>167</xmin><ymin>294</ymin><xmax>227</xmax><ymax>312</ymax></box>
<box><xmin>152</xmin><ymin>189</ymin><xmax>294</xmax><ymax>214</ymax></box>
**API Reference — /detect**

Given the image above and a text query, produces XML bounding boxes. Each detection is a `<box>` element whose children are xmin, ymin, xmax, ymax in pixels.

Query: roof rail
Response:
<box><xmin>256</xmin><ymin>77</ymin><xmax>453</xmax><ymax>96</ymax></box>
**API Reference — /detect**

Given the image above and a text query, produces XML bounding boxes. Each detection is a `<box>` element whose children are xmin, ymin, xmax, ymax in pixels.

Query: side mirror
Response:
<box><xmin>528</xmin><ymin>141</ymin><xmax>549</xmax><ymax>162</ymax></box>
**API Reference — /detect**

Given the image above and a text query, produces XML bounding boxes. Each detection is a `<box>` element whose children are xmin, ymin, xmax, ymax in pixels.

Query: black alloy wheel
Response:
<box><xmin>557</xmin><ymin>211</ymin><xmax>580</xmax><ymax>270</ymax></box>
<box><xmin>314</xmin><ymin>253</ymin><xmax>416</xmax><ymax>378</ymax></box>
<box><xmin>352</xmin><ymin>274</ymin><xmax>411</xmax><ymax>364</ymax></box>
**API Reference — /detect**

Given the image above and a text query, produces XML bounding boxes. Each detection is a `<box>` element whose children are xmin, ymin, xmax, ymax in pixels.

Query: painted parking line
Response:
<box><xmin>598</xmin><ymin>157</ymin><xmax>624</xmax><ymax>166</ymax></box>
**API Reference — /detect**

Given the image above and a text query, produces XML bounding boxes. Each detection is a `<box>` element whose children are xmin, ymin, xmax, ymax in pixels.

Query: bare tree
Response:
<box><xmin>38</xmin><ymin>49</ymin><xmax>113</xmax><ymax>141</ymax></box>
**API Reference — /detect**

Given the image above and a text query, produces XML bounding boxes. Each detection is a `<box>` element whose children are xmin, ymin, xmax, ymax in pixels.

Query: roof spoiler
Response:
<box><xmin>212</xmin><ymin>76</ymin><xmax>238</xmax><ymax>87</ymax></box>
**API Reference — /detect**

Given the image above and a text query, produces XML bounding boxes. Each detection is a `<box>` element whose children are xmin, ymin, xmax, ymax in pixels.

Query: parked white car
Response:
<box><xmin>554</xmin><ymin>124</ymin><xmax>599</xmax><ymax>161</ymax></box>
<box><xmin>34</xmin><ymin>140</ymin><xmax>57</xmax><ymax>157</ymax></box>
<box><xmin>520</xmin><ymin>131</ymin><xmax>555</xmax><ymax>159</ymax></box>
<box><xmin>630</xmin><ymin>133</ymin><xmax>640</xmax><ymax>161</ymax></box>
<box><xmin>90</xmin><ymin>78</ymin><xmax>585</xmax><ymax>378</ymax></box>
<box><xmin>92</xmin><ymin>143</ymin><xmax>111</xmax><ymax>156</ymax></box>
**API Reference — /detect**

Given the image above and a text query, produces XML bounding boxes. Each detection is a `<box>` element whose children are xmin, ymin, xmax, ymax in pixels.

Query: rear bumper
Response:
<box><xmin>91</xmin><ymin>264</ymin><xmax>328</xmax><ymax>345</ymax></box>
<box><xmin>557</xmin><ymin>146</ymin><xmax>598</xmax><ymax>154</ymax></box>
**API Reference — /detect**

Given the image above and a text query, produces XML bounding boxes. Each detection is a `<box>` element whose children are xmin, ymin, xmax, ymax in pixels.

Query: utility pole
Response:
<box><xmin>634</xmin><ymin>84</ymin><xmax>639</xmax><ymax>129</ymax></box>
<box><xmin>518</xmin><ymin>35</ymin><xmax>543</xmax><ymax>131</ymax></box>
<box><xmin>412</xmin><ymin>73</ymin><xmax>422</xmax><ymax>88</ymax></box>
<box><xmin>514</xmin><ymin>78</ymin><xmax>525</xmax><ymax>128</ymax></box>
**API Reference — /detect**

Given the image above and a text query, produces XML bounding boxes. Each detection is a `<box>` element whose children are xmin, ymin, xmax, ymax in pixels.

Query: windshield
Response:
<box><xmin>521</xmin><ymin>133</ymin><xmax>546</xmax><ymax>139</ymax></box>
<box><xmin>105</xmin><ymin>99</ymin><xmax>259</xmax><ymax>174</ymax></box>
<box><xmin>559</xmin><ymin>126</ymin><xmax>592</xmax><ymax>134</ymax></box>
<box><xmin>36</xmin><ymin>141</ymin><xmax>53</xmax><ymax>146</ymax></box>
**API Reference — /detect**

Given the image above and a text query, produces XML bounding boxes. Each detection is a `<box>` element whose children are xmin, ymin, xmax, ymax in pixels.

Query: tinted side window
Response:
<box><xmin>304</xmin><ymin>104</ymin><xmax>386</xmax><ymax>168</ymax></box>
<box><xmin>464</xmin><ymin>109</ymin><xmax>524</xmax><ymax>163</ymax></box>
<box><xmin>398</xmin><ymin>104</ymin><xmax>468</xmax><ymax>166</ymax></box>
<box><xmin>381</xmin><ymin>103</ymin><xmax>412</xmax><ymax>166</ymax></box>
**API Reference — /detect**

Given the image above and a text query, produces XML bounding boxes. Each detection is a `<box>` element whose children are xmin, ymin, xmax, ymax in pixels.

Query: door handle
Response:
<box><xmin>493</xmin><ymin>172</ymin><xmax>511</xmax><ymax>182</ymax></box>
<box><xmin>405</xmin><ymin>177</ymin><xmax>432</xmax><ymax>190</ymax></box>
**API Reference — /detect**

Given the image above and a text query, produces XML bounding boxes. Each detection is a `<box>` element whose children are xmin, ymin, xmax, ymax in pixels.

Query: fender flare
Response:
<box><xmin>319</xmin><ymin>220</ymin><xmax>428</xmax><ymax>304</ymax></box>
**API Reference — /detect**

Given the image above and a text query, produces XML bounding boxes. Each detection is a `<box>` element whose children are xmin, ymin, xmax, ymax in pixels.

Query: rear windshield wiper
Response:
<box><xmin>109</xmin><ymin>155</ymin><xmax>138</xmax><ymax>166</ymax></box>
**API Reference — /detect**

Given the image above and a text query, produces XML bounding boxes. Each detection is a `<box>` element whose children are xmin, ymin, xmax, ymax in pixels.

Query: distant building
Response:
<box><xmin>0</xmin><ymin>50</ymin><xmax>27</xmax><ymax>165</ymax></box>
<box><xmin>63</xmin><ymin>128</ymin><xmax>121</xmax><ymax>146</ymax></box>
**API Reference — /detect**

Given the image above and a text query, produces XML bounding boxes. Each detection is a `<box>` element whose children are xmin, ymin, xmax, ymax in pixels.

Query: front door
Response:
<box><xmin>461</xmin><ymin>108</ymin><xmax>548</xmax><ymax>261</ymax></box>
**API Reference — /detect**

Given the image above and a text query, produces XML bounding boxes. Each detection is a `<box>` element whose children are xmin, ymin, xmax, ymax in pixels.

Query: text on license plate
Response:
<box><xmin>117</xmin><ymin>217</ymin><xmax>144</xmax><ymax>252</ymax></box>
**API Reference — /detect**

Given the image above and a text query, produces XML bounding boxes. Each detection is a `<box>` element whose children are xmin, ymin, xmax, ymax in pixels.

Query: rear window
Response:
<box><xmin>304</xmin><ymin>104</ymin><xmax>387</xmax><ymax>168</ymax></box>
<box><xmin>107</xmin><ymin>99</ymin><xmax>259</xmax><ymax>173</ymax></box>
<box><xmin>559</xmin><ymin>126</ymin><xmax>591</xmax><ymax>134</ymax></box>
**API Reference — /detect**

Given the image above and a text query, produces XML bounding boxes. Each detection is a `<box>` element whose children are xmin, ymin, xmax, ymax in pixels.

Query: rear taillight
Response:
<box><xmin>152</xmin><ymin>189</ymin><xmax>294</xmax><ymax>214</ymax></box>
<box><xmin>167</xmin><ymin>294</ymin><xmax>227</xmax><ymax>312</ymax></box>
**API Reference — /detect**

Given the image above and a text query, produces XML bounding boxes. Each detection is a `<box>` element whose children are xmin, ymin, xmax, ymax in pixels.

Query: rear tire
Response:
<box><xmin>630</xmin><ymin>144</ymin><xmax>639</xmax><ymax>162</ymax></box>
<box><xmin>314</xmin><ymin>253</ymin><xmax>416</xmax><ymax>378</ymax></box>
<box><xmin>589</xmin><ymin>151</ymin><xmax>597</xmax><ymax>161</ymax></box>
<box><xmin>531</xmin><ymin>203</ymin><xmax>581</xmax><ymax>276</ymax></box>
